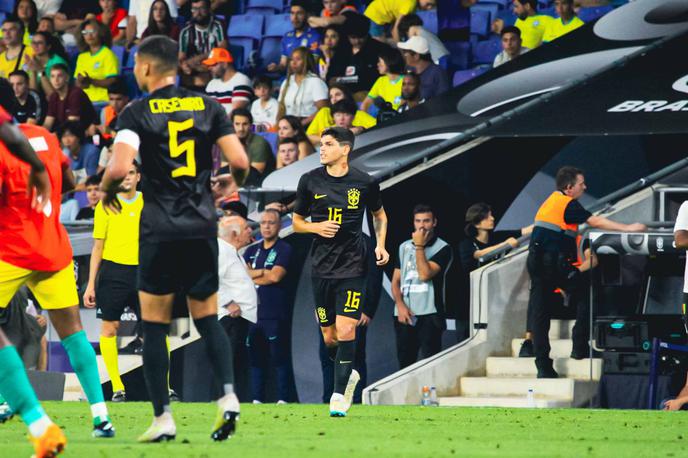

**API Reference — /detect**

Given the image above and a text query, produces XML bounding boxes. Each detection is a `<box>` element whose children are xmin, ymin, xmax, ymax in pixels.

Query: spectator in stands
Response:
<box><xmin>59</xmin><ymin>120</ymin><xmax>99</xmax><ymax>185</ymax></box>
<box><xmin>98</xmin><ymin>77</ymin><xmax>129</xmax><ymax>140</ymax></box>
<box><xmin>11</xmin><ymin>0</ymin><xmax>38</xmax><ymax>46</ymax></box>
<box><xmin>397</xmin><ymin>71</ymin><xmax>424</xmax><ymax>113</ymax></box>
<box><xmin>317</xmin><ymin>25</ymin><xmax>346</xmax><ymax>80</ymax></box>
<box><xmin>307</xmin><ymin>83</ymin><xmax>376</xmax><ymax>145</ymax></box>
<box><xmin>278</xmin><ymin>115</ymin><xmax>315</xmax><ymax>160</ymax></box>
<box><xmin>34</xmin><ymin>0</ymin><xmax>61</xmax><ymax>19</ymax></box>
<box><xmin>278</xmin><ymin>47</ymin><xmax>328</xmax><ymax>126</ymax></box>
<box><xmin>76</xmin><ymin>174</ymin><xmax>102</xmax><ymax>220</ymax></box>
<box><xmin>331</xmin><ymin>98</ymin><xmax>361</xmax><ymax>133</ymax></box>
<box><xmin>391</xmin><ymin>204</ymin><xmax>453</xmax><ymax>369</ymax></box>
<box><xmin>512</xmin><ymin>0</ymin><xmax>552</xmax><ymax>50</ymax></box>
<box><xmin>126</xmin><ymin>0</ymin><xmax>178</xmax><ymax>46</ymax></box>
<box><xmin>44</xmin><ymin>63</ymin><xmax>98</xmax><ymax>133</ymax></box>
<box><xmin>0</xmin><ymin>17</ymin><xmax>33</xmax><ymax>79</ymax></box>
<box><xmin>96</xmin><ymin>0</ymin><xmax>128</xmax><ymax>44</ymax></box>
<box><xmin>178</xmin><ymin>0</ymin><xmax>233</xmax><ymax>18</ymax></box>
<box><xmin>398</xmin><ymin>35</ymin><xmax>449</xmax><ymax>100</ymax></box>
<box><xmin>493</xmin><ymin>26</ymin><xmax>529</xmax><ymax>68</ymax></box>
<box><xmin>436</xmin><ymin>0</ymin><xmax>475</xmax><ymax>42</ymax></box>
<box><xmin>217</xmin><ymin>214</ymin><xmax>258</xmax><ymax>402</ymax></box>
<box><xmin>74</xmin><ymin>19</ymin><xmax>120</xmax><ymax>104</ymax></box>
<box><xmin>267</xmin><ymin>0</ymin><xmax>321</xmax><ymax>74</ymax></box>
<box><xmin>9</xmin><ymin>70</ymin><xmax>45</xmax><ymax>124</ymax></box>
<box><xmin>25</xmin><ymin>31</ymin><xmax>69</xmax><ymax>98</ymax></box>
<box><xmin>203</xmin><ymin>48</ymin><xmax>252</xmax><ymax>116</ymax></box>
<box><xmin>232</xmin><ymin>108</ymin><xmax>276</xmax><ymax>182</ymax></box>
<box><xmin>251</xmin><ymin>76</ymin><xmax>279</xmax><ymax>132</ymax></box>
<box><xmin>361</xmin><ymin>47</ymin><xmax>404</xmax><ymax>113</ymax></box>
<box><xmin>363</xmin><ymin>0</ymin><xmax>437</xmax><ymax>44</ymax></box>
<box><xmin>243</xmin><ymin>209</ymin><xmax>293</xmax><ymax>404</ymax></box>
<box><xmin>327</xmin><ymin>13</ymin><xmax>391</xmax><ymax>97</ymax></box>
<box><xmin>542</xmin><ymin>0</ymin><xmax>584</xmax><ymax>43</ymax></box>
<box><xmin>308</xmin><ymin>0</ymin><xmax>358</xmax><ymax>28</ymax></box>
<box><xmin>141</xmin><ymin>0</ymin><xmax>181</xmax><ymax>41</ymax></box>
<box><xmin>54</xmin><ymin>2</ymin><xmax>102</xmax><ymax>39</ymax></box>
<box><xmin>276</xmin><ymin>137</ymin><xmax>300</xmax><ymax>169</ymax></box>
<box><xmin>178</xmin><ymin>0</ymin><xmax>227</xmax><ymax>90</ymax></box>
<box><xmin>398</xmin><ymin>13</ymin><xmax>449</xmax><ymax>65</ymax></box>
<box><xmin>37</xmin><ymin>17</ymin><xmax>56</xmax><ymax>33</ymax></box>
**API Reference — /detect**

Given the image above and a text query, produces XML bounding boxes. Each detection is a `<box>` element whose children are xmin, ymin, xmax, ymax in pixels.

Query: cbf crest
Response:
<box><xmin>347</xmin><ymin>188</ymin><xmax>360</xmax><ymax>209</ymax></box>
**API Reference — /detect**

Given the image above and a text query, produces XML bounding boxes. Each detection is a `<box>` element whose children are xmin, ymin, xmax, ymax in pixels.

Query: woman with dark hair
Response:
<box><xmin>306</xmin><ymin>83</ymin><xmax>376</xmax><ymax>145</ymax></box>
<box><xmin>277</xmin><ymin>115</ymin><xmax>314</xmax><ymax>163</ymax></box>
<box><xmin>360</xmin><ymin>47</ymin><xmax>405</xmax><ymax>113</ymax></box>
<box><xmin>12</xmin><ymin>0</ymin><xmax>38</xmax><ymax>46</ymax></box>
<box><xmin>74</xmin><ymin>19</ymin><xmax>120</xmax><ymax>104</ymax></box>
<box><xmin>318</xmin><ymin>25</ymin><xmax>348</xmax><ymax>80</ymax></box>
<box><xmin>141</xmin><ymin>0</ymin><xmax>181</xmax><ymax>41</ymax></box>
<box><xmin>277</xmin><ymin>47</ymin><xmax>329</xmax><ymax>126</ymax></box>
<box><xmin>26</xmin><ymin>31</ymin><xmax>69</xmax><ymax>97</ymax></box>
<box><xmin>96</xmin><ymin>0</ymin><xmax>128</xmax><ymax>44</ymax></box>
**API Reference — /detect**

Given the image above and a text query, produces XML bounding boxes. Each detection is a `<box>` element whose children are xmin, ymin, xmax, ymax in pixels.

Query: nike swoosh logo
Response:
<box><xmin>314</xmin><ymin>194</ymin><xmax>327</xmax><ymax>199</ymax></box>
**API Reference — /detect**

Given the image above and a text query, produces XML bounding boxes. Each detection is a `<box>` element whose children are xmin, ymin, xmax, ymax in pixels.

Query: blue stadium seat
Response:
<box><xmin>112</xmin><ymin>45</ymin><xmax>126</xmax><ymax>72</ymax></box>
<box><xmin>444</xmin><ymin>41</ymin><xmax>471</xmax><ymax>71</ymax></box>
<box><xmin>453</xmin><ymin>66</ymin><xmax>489</xmax><ymax>86</ymax></box>
<box><xmin>228</xmin><ymin>44</ymin><xmax>245</xmax><ymax>71</ymax></box>
<box><xmin>258</xmin><ymin>132</ymin><xmax>278</xmax><ymax>156</ymax></box>
<box><xmin>228</xmin><ymin>14</ymin><xmax>264</xmax><ymax>41</ymax></box>
<box><xmin>496</xmin><ymin>9</ymin><xmax>517</xmax><ymax>27</ymax></box>
<box><xmin>539</xmin><ymin>7</ymin><xmax>557</xmax><ymax>17</ymax></box>
<box><xmin>125</xmin><ymin>45</ymin><xmax>137</xmax><ymax>69</ymax></box>
<box><xmin>65</xmin><ymin>46</ymin><xmax>80</xmax><ymax>69</ymax></box>
<box><xmin>470</xmin><ymin>9</ymin><xmax>490</xmax><ymax>37</ymax></box>
<box><xmin>578</xmin><ymin>5</ymin><xmax>614</xmax><ymax>22</ymax></box>
<box><xmin>537</xmin><ymin>0</ymin><xmax>552</xmax><ymax>9</ymax></box>
<box><xmin>258</xmin><ymin>36</ymin><xmax>282</xmax><ymax>70</ymax></box>
<box><xmin>264</xmin><ymin>14</ymin><xmax>292</xmax><ymax>38</ymax></box>
<box><xmin>0</xmin><ymin>12</ymin><xmax>5</xmax><ymax>26</ymax></box>
<box><xmin>246</xmin><ymin>0</ymin><xmax>283</xmax><ymax>14</ymax></box>
<box><xmin>472</xmin><ymin>37</ymin><xmax>501</xmax><ymax>65</ymax></box>
<box><xmin>471</xmin><ymin>4</ymin><xmax>499</xmax><ymax>25</ymax></box>
<box><xmin>478</xmin><ymin>0</ymin><xmax>509</xmax><ymax>7</ymax></box>
<box><xmin>0</xmin><ymin>0</ymin><xmax>13</xmax><ymax>13</ymax></box>
<box><xmin>416</xmin><ymin>10</ymin><xmax>439</xmax><ymax>35</ymax></box>
<box><xmin>124</xmin><ymin>73</ymin><xmax>142</xmax><ymax>99</ymax></box>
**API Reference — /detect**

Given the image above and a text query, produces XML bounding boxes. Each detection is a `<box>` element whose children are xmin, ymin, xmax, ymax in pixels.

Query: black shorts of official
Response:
<box><xmin>138</xmin><ymin>238</ymin><xmax>219</xmax><ymax>300</ymax></box>
<box><xmin>95</xmin><ymin>260</ymin><xmax>139</xmax><ymax>321</ymax></box>
<box><xmin>312</xmin><ymin>276</ymin><xmax>365</xmax><ymax>327</ymax></box>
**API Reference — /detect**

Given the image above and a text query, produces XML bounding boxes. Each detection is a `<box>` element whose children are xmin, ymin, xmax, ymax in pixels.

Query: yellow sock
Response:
<box><xmin>166</xmin><ymin>335</ymin><xmax>171</xmax><ymax>391</ymax></box>
<box><xmin>99</xmin><ymin>335</ymin><xmax>125</xmax><ymax>393</ymax></box>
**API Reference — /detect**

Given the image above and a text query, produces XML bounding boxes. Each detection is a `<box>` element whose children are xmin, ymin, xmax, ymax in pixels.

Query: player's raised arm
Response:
<box><xmin>372</xmin><ymin>207</ymin><xmax>390</xmax><ymax>266</ymax></box>
<box><xmin>216</xmin><ymin>133</ymin><xmax>249</xmax><ymax>187</ymax></box>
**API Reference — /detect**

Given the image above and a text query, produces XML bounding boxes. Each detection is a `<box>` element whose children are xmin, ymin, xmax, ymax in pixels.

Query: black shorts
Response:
<box><xmin>138</xmin><ymin>238</ymin><xmax>219</xmax><ymax>300</ymax></box>
<box><xmin>312</xmin><ymin>276</ymin><xmax>365</xmax><ymax>327</ymax></box>
<box><xmin>95</xmin><ymin>261</ymin><xmax>139</xmax><ymax>321</ymax></box>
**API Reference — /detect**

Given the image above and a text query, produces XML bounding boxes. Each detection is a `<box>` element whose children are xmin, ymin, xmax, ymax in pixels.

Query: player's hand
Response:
<box><xmin>83</xmin><ymin>285</ymin><xmax>96</xmax><ymax>309</ymax></box>
<box><xmin>663</xmin><ymin>399</ymin><xmax>685</xmax><ymax>411</ymax></box>
<box><xmin>101</xmin><ymin>189</ymin><xmax>122</xmax><ymax>214</ymax></box>
<box><xmin>627</xmin><ymin>223</ymin><xmax>647</xmax><ymax>232</ymax></box>
<box><xmin>27</xmin><ymin>167</ymin><xmax>51</xmax><ymax>214</ymax></box>
<box><xmin>412</xmin><ymin>227</ymin><xmax>431</xmax><ymax>247</ymax></box>
<box><xmin>375</xmin><ymin>245</ymin><xmax>389</xmax><ymax>266</ymax></box>
<box><xmin>396</xmin><ymin>303</ymin><xmax>414</xmax><ymax>325</ymax></box>
<box><xmin>315</xmin><ymin>220</ymin><xmax>340</xmax><ymax>238</ymax></box>
<box><xmin>358</xmin><ymin>313</ymin><xmax>371</xmax><ymax>327</ymax></box>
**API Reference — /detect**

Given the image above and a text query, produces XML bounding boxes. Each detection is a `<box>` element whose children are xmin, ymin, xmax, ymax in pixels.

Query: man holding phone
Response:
<box><xmin>391</xmin><ymin>204</ymin><xmax>453</xmax><ymax>369</ymax></box>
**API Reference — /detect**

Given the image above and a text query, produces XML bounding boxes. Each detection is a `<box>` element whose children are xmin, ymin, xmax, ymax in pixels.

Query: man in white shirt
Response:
<box><xmin>203</xmin><ymin>48</ymin><xmax>252</xmax><ymax>116</ymax></box>
<box><xmin>217</xmin><ymin>214</ymin><xmax>257</xmax><ymax>401</ymax></box>
<box><xmin>126</xmin><ymin>0</ymin><xmax>178</xmax><ymax>44</ymax></box>
<box><xmin>493</xmin><ymin>26</ymin><xmax>529</xmax><ymax>68</ymax></box>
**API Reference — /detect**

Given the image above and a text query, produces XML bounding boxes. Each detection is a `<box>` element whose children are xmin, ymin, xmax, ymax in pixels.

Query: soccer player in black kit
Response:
<box><xmin>293</xmin><ymin>127</ymin><xmax>389</xmax><ymax>417</ymax></box>
<box><xmin>100</xmin><ymin>36</ymin><xmax>249</xmax><ymax>442</ymax></box>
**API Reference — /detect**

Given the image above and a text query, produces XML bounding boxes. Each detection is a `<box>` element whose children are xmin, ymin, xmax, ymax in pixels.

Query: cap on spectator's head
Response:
<box><xmin>398</xmin><ymin>36</ymin><xmax>430</xmax><ymax>55</ymax></box>
<box><xmin>203</xmin><ymin>48</ymin><xmax>233</xmax><ymax>66</ymax></box>
<box><xmin>345</xmin><ymin>13</ymin><xmax>370</xmax><ymax>38</ymax></box>
<box><xmin>220</xmin><ymin>199</ymin><xmax>249</xmax><ymax>220</ymax></box>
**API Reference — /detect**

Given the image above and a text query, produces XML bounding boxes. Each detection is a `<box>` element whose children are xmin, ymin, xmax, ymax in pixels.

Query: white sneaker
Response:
<box><xmin>137</xmin><ymin>413</ymin><xmax>176</xmax><ymax>443</ymax></box>
<box><xmin>276</xmin><ymin>400</ymin><xmax>288</xmax><ymax>405</ymax></box>
<box><xmin>342</xmin><ymin>369</ymin><xmax>360</xmax><ymax>413</ymax></box>
<box><xmin>329</xmin><ymin>393</ymin><xmax>347</xmax><ymax>417</ymax></box>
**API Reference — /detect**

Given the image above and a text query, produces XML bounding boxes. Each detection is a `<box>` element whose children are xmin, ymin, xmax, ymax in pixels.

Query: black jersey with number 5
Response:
<box><xmin>294</xmin><ymin>166</ymin><xmax>383</xmax><ymax>279</ymax></box>
<box><xmin>116</xmin><ymin>85</ymin><xmax>233</xmax><ymax>242</ymax></box>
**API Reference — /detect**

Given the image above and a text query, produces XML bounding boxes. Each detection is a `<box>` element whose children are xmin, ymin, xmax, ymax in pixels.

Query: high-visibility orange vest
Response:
<box><xmin>534</xmin><ymin>191</ymin><xmax>579</xmax><ymax>239</ymax></box>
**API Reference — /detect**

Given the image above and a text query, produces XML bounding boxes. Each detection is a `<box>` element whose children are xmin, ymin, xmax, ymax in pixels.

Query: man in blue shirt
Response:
<box><xmin>267</xmin><ymin>0</ymin><xmax>321</xmax><ymax>74</ymax></box>
<box><xmin>58</xmin><ymin>120</ymin><xmax>99</xmax><ymax>184</ymax></box>
<box><xmin>244</xmin><ymin>209</ymin><xmax>293</xmax><ymax>403</ymax></box>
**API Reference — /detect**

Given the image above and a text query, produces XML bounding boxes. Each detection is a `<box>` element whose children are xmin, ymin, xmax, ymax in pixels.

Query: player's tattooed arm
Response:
<box><xmin>101</xmin><ymin>140</ymin><xmax>136</xmax><ymax>213</ymax></box>
<box><xmin>373</xmin><ymin>207</ymin><xmax>390</xmax><ymax>266</ymax></box>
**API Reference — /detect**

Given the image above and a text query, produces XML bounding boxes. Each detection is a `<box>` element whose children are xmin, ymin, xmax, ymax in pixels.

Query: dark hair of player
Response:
<box><xmin>137</xmin><ymin>35</ymin><xmax>179</xmax><ymax>74</ymax></box>
<box><xmin>321</xmin><ymin>126</ymin><xmax>355</xmax><ymax>150</ymax></box>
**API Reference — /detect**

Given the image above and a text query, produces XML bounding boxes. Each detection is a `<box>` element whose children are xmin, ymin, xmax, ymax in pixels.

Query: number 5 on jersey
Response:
<box><xmin>168</xmin><ymin>119</ymin><xmax>196</xmax><ymax>177</ymax></box>
<box><xmin>328</xmin><ymin>207</ymin><xmax>342</xmax><ymax>224</ymax></box>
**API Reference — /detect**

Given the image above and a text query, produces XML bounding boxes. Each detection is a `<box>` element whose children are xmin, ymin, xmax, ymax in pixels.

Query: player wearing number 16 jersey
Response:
<box><xmin>100</xmin><ymin>36</ymin><xmax>249</xmax><ymax>443</ymax></box>
<box><xmin>293</xmin><ymin>127</ymin><xmax>389</xmax><ymax>417</ymax></box>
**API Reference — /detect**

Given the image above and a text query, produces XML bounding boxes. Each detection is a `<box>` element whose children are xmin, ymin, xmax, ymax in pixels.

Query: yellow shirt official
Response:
<box><xmin>306</xmin><ymin>107</ymin><xmax>377</xmax><ymax>136</ymax></box>
<box><xmin>542</xmin><ymin>16</ymin><xmax>584</xmax><ymax>42</ymax></box>
<box><xmin>515</xmin><ymin>15</ymin><xmax>553</xmax><ymax>50</ymax></box>
<box><xmin>365</xmin><ymin>0</ymin><xmax>417</xmax><ymax>25</ymax></box>
<box><xmin>367</xmin><ymin>75</ymin><xmax>403</xmax><ymax>110</ymax></box>
<box><xmin>93</xmin><ymin>192</ymin><xmax>143</xmax><ymax>266</ymax></box>
<box><xmin>74</xmin><ymin>46</ymin><xmax>120</xmax><ymax>103</ymax></box>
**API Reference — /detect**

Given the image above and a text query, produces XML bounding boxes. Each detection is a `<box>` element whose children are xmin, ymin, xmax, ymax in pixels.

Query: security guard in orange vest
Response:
<box><xmin>526</xmin><ymin>166</ymin><xmax>646</xmax><ymax>378</ymax></box>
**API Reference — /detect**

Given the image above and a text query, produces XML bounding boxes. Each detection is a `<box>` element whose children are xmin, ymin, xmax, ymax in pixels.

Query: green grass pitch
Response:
<box><xmin>2</xmin><ymin>402</ymin><xmax>687</xmax><ymax>457</ymax></box>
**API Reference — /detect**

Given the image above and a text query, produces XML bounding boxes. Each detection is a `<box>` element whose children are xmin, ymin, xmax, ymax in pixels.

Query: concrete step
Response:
<box><xmin>486</xmin><ymin>356</ymin><xmax>602</xmax><ymax>380</ymax></box>
<box><xmin>461</xmin><ymin>376</ymin><xmax>578</xmax><ymax>399</ymax></box>
<box><xmin>511</xmin><ymin>338</ymin><xmax>573</xmax><ymax>358</ymax></box>
<box><xmin>549</xmin><ymin>320</ymin><xmax>575</xmax><ymax>339</ymax></box>
<box><xmin>439</xmin><ymin>396</ymin><xmax>572</xmax><ymax>408</ymax></box>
